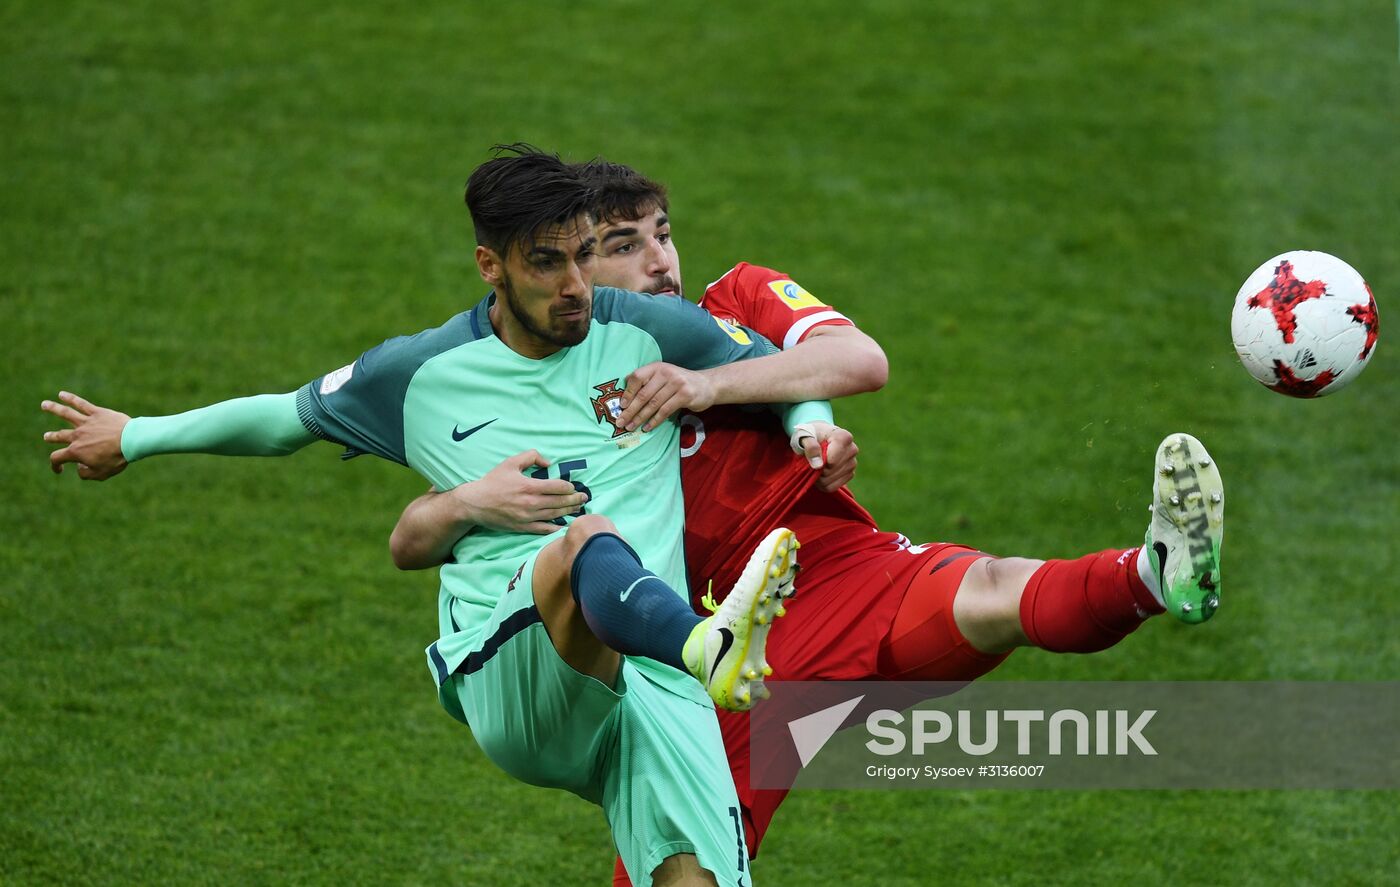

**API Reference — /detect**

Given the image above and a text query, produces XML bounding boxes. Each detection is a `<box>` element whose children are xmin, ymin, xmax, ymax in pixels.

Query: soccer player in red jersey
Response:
<box><xmin>390</xmin><ymin>160</ymin><xmax>1226</xmax><ymax>884</ymax></box>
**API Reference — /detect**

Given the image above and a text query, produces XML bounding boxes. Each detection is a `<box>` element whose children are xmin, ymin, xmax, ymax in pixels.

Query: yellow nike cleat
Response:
<box><xmin>682</xmin><ymin>528</ymin><xmax>799</xmax><ymax>711</ymax></box>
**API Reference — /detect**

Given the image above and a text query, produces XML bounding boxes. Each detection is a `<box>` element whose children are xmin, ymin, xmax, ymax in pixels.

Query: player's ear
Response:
<box><xmin>476</xmin><ymin>245</ymin><xmax>503</xmax><ymax>287</ymax></box>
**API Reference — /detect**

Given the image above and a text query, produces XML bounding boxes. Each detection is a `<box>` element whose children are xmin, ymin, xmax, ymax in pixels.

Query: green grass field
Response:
<box><xmin>4</xmin><ymin>1</ymin><xmax>1397</xmax><ymax>884</ymax></box>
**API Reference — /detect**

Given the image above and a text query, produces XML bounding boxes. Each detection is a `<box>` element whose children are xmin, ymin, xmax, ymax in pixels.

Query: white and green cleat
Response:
<box><xmin>683</xmin><ymin>527</ymin><xmax>799</xmax><ymax>711</ymax></box>
<box><xmin>1143</xmin><ymin>433</ymin><xmax>1225</xmax><ymax>624</ymax></box>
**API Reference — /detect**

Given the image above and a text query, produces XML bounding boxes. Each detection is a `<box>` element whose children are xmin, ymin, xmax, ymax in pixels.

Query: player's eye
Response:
<box><xmin>614</xmin><ymin>242</ymin><xmax>636</xmax><ymax>255</ymax></box>
<box><xmin>656</xmin><ymin>232</ymin><xmax>671</xmax><ymax>245</ymax></box>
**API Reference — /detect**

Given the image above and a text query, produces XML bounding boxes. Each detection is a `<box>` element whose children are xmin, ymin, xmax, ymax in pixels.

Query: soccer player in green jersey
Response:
<box><xmin>41</xmin><ymin>148</ymin><xmax>865</xmax><ymax>886</ymax></box>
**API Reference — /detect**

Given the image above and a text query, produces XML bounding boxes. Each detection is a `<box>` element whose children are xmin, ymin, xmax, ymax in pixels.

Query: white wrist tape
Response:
<box><xmin>789</xmin><ymin>422</ymin><xmax>820</xmax><ymax>455</ymax></box>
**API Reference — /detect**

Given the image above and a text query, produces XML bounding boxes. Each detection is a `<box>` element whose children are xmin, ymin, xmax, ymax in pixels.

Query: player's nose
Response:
<box><xmin>560</xmin><ymin>258</ymin><xmax>589</xmax><ymax>297</ymax></box>
<box><xmin>644</xmin><ymin>239</ymin><xmax>673</xmax><ymax>276</ymax></box>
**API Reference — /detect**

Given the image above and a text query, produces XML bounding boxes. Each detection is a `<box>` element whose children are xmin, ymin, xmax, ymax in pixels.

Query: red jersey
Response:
<box><xmin>614</xmin><ymin>265</ymin><xmax>997</xmax><ymax>879</ymax></box>
<box><xmin>680</xmin><ymin>263</ymin><xmax>902</xmax><ymax>601</ymax></box>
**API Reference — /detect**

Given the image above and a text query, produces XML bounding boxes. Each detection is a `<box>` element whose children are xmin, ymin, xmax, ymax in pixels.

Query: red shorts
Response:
<box><xmin>612</xmin><ymin>538</ymin><xmax>1013</xmax><ymax>882</ymax></box>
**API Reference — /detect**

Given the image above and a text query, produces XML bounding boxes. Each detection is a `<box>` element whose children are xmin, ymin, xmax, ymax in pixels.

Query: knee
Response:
<box><xmin>953</xmin><ymin>556</ymin><xmax>1043</xmax><ymax>653</ymax></box>
<box><xmin>561</xmin><ymin>514</ymin><xmax>618</xmax><ymax>564</ymax></box>
<box><xmin>966</xmin><ymin>557</ymin><xmax>1042</xmax><ymax>621</ymax></box>
<box><xmin>534</xmin><ymin>516</ymin><xmax>619</xmax><ymax>603</ymax></box>
<box><xmin>984</xmin><ymin>557</ymin><xmax>1043</xmax><ymax>603</ymax></box>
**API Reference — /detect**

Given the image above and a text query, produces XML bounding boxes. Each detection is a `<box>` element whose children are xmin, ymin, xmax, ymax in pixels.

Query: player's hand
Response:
<box><xmin>617</xmin><ymin>362</ymin><xmax>716</xmax><ymax>433</ymax></box>
<box><xmin>796</xmin><ymin>421</ymin><xmax>859</xmax><ymax>492</ymax></box>
<box><xmin>452</xmin><ymin>450</ymin><xmax>590</xmax><ymax>534</ymax></box>
<box><xmin>42</xmin><ymin>391</ymin><xmax>131</xmax><ymax>480</ymax></box>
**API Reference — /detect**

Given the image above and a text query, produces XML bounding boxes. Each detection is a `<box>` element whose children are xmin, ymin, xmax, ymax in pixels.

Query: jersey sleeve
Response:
<box><xmin>592</xmin><ymin>286</ymin><xmax>778</xmax><ymax>369</ymax></box>
<box><xmin>121</xmin><ymin>392</ymin><xmax>316</xmax><ymax>461</ymax></box>
<box><xmin>700</xmin><ymin>262</ymin><xmax>855</xmax><ymax>350</ymax></box>
<box><xmin>294</xmin><ymin>310</ymin><xmax>479</xmax><ymax>465</ymax></box>
<box><xmin>295</xmin><ymin>337</ymin><xmax>419</xmax><ymax>464</ymax></box>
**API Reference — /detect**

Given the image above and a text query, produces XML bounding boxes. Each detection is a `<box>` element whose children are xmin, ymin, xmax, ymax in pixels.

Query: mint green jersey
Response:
<box><xmin>295</xmin><ymin>288</ymin><xmax>776</xmax><ymax>709</ymax></box>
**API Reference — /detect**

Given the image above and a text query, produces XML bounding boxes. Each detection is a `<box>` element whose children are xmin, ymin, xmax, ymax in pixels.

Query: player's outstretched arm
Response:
<box><xmin>389</xmin><ymin>451</ymin><xmax>589</xmax><ymax>570</ymax></box>
<box><xmin>42</xmin><ymin>390</ymin><xmax>318</xmax><ymax>480</ymax></box>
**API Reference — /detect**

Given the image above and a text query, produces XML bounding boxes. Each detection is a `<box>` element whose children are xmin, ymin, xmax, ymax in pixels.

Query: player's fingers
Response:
<box><xmin>627</xmin><ymin>389</ymin><xmax>666</xmax><ymax>431</ymax></box>
<box><xmin>822</xmin><ymin>460</ymin><xmax>857</xmax><ymax>491</ymax></box>
<box><xmin>525</xmin><ymin>491</ymin><xmax>572</xmax><ymax>512</ymax></box>
<box><xmin>49</xmin><ymin>446</ymin><xmax>79</xmax><ymax>472</ymax></box>
<box><xmin>548</xmin><ymin>490</ymin><xmax>589</xmax><ymax>511</ymax></box>
<box><xmin>622</xmin><ymin>363</ymin><xmax>659</xmax><ymax>392</ymax></box>
<box><xmin>620</xmin><ymin>390</ymin><xmax>659</xmax><ymax>430</ymax></box>
<box><xmin>799</xmin><ymin>435</ymin><xmax>824</xmax><ymax>469</ymax></box>
<box><xmin>521</xmin><ymin>521</ymin><xmax>562</xmax><ymax>535</ymax></box>
<box><xmin>618</xmin><ymin>377</ymin><xmax>668</xmax><ymax>429</ymax></box>
<box><xmin>641</xmin><ymin>390</ymin><xmax>689</xmax><ymax>432</ymax></box>
<box><xmin>40</xmin><ymin>400</ymin><xmax>86</xmax><ymax>426</ymax></box>
<box><xmin>506</xmin><ymin>449</ymin><xmax>550</xmax><ymax>471</ymax></box>
<box><xmin>543</xmin><ymin>503</ymin><xmax>583</xmax><ymax>521</ymax></box>
<box><xmin>43</xmin><ymin>429</ymin><xmax>75</xmax><ymax>444</ymax></box>
<box><xmin>823</xmin><ymin>437</ymin><xmax>854</xmax><ymax>470</ymax></box>
<box><xmin>618</xmin><ymin>368</ymin><xmax>651</xmax><ymax>411</ymax></box>
<box><xmin>77</xmin><ymin>463</ymin><xmax>98</xmax><ymax>481</ymax></box>
<box><xmin>522</xmin><ymin>477</ymin><xmax>577</xmax><ymax>497</ymax></box>
<box><xmin>59</xmin><ymin>391</ymin><xmax>98</xmax><ymax>413</ymax></box>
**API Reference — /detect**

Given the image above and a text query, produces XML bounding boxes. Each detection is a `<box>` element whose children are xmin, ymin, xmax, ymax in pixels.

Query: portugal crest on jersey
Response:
<box><xmin>591</xmin><ymin>379</ymin><xmax>629</xmax><ymax>438</ymax></box>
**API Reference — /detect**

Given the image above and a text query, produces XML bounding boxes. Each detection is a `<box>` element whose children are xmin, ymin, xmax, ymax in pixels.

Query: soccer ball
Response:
<box><xmin>1230</xmin><ymin>251</ymin><xmax>1379</xmax><ymax>397</ymax></box>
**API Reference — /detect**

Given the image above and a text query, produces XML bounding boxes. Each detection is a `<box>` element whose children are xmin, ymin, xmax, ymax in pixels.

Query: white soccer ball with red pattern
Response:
<box><xmin>1230</xmin><ymin>251</ymin><xmax>1379</xmax><ymax>398</ymax></box>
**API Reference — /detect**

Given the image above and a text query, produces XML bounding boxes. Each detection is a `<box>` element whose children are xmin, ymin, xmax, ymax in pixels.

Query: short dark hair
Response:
<box><xmin>574</xmin><ymin>158</ymin><xmax>669</xmax><ymax>225</ymax></box>
<box><xmin>465</xmin><ymin>144</ymin><xmax>595</xmax><ymax>257</ymax></box>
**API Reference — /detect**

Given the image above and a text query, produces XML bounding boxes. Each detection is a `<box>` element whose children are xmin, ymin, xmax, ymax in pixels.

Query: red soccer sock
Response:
<box><xmin>1018</xmin><ymin>548</ymin><xmax>1164</xmax><ymax>653</ymax></box>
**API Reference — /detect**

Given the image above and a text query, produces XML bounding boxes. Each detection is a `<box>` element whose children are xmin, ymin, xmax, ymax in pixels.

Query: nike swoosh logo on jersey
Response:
<box><xmin>451</xmin><ymin>418</ymin><xmax>498</xmax><ymax>442</ymax></box>
<box><xmin>710</xmin><ymin>627</ymin><xmax>735</xmax><ymax>678</ymax></box>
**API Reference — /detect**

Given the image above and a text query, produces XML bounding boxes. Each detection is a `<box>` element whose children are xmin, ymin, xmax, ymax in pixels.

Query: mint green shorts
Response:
<box><xmin>445</xmin><ymin>551</ymin><xmax>750</xmax><ymax>886</ymax></box>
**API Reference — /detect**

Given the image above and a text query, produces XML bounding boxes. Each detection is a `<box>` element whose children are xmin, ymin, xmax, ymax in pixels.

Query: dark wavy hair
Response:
<box><xmin>573</xmin><ymin>157</ymin><xmax>669</xmax><ymax>224</ymax></box>
<box><xmin>465</xmin><ymin>144</ymin><xmax>595</xmax><ymax>257</ymax></box>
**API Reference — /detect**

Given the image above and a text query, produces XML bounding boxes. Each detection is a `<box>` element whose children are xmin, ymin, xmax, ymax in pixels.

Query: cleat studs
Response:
<box><xmin>1180</xmin><ymin>602</ymin><xmax>1193</xmax><ymax>614</ymax></box>
<box><xmin>757</xmin><ymin>615</ymin><xmax>768</xmax><ymax>626</ymax></box>
<box><xmin>1186</xmin><ymin>492</ymin><xmax>1202</xmax><ymax>504</ymax></box>
<box><xmin>1161</xmin><ymin>464</ymin><xmax>1175</xmax><ymax>476</ymax></box>
<box><xmin>738</xmin><ymin>689</ymin><xmax>750</xmax><ymax>704</ymax></box>
<box><xmin>1148</xmin><ymin>504</ymin><xmax>1155</xmax><ymax>514</ymax></box>
<box><xmin>1169</xmin><ymin>495</ymin><xmax>1181</xmax><ymax>506</ymax></box>
<box><xmin>776</xmin><ymin>606</ymin><xmax>787</xmax><ymax>617</ymax></box>
<box><xmin>762</xmin><ymin>665</ymin><xmax>773</xmax><ymax>676</ymax></box>
<box><xmin>1199</xmin><ymin>458</ymin><xmax>1211</xmax><ymax>468</ymax></box>
<box><xmin>1205</xmin><ymin>595</ymin><xmax>1219</xmax><ymax>609</ymax></box>
<box><xmin>745</xmin><ymin>669</ymin><xmax>759</xmax><ymax>680</ymax></box>
<box><xmin>1210</xmin><ymin>492</ymin><xmax>1222</xmax><ymax>504</ymax></box>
